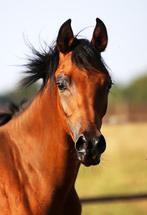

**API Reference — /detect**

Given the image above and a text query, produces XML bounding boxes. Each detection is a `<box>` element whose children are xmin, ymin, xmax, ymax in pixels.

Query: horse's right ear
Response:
<box><xmin>91</xmin><ymin>18</ymin><xmax>108</xmax><ymax>52</ymax></box>
<box><xmin>57</xmin><ymin>19</ymin><xmax>74</xmax><ymax>54</ymax></box>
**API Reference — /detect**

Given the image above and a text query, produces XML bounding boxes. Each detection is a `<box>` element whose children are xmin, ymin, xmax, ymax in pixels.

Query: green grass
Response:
<box><xmin>76</xmin><ymin>123</ymin><xmax>147</xmax><ymax>215</ymax></box>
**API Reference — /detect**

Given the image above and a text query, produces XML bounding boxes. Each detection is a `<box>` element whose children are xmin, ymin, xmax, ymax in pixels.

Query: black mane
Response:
<box><xmin>22</xmin><ymin>38</ymin><xmax>108</xmax><ymax>88</ymax></box>
<box><xmin>22</xmin><ymin>46</ymin><xmax>59</xmax><ymax>87</ymax></box>
<box><xmin>72</xmin><ymin>39</ymin><xmax>108</xmax><ymax>73</ymax></box>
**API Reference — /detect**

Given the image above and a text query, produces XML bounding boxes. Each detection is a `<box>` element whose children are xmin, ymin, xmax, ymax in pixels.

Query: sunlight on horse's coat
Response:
<box><xmin>0</xmin><ymin>18</ymin><xmax>111</xmax><ymax>214</ymax></box>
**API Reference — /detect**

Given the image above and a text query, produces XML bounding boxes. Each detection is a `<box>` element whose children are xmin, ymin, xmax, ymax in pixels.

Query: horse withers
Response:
<box><xmin>0</xmin><ymin>18</ymin><xmax>112</xmax><ymax>215</ymax></box>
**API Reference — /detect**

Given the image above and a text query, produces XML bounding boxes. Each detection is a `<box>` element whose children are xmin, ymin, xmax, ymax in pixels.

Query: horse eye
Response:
<box><xmin>57</xmin><ymin>81</ymin><xmax>67</xmax><ymax>91</ymax></box>
<box><xmin>56</xmin><ymin>77</ymin><xmax>69</xmax><ymax>91</ymax></box>
<box><xmin>106</xmin><ymin>81</ymin><xmax>113</xmax><ymax>93</ymax></box>
<box><xmin>106</xmin><ymin>85</ymin><xmax>110</xmax><ymax>93</ymax></box>
<box><xmin>109</xmin><ymin>82</ymin><xmax>113</xmax><ymax>91</ymax></box>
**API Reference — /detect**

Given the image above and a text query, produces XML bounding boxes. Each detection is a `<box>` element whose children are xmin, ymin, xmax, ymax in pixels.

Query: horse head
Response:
<box><xmin>55</xmin><ymin>19</ymin><xmax>112</xmax><ymax>166</ymax></box>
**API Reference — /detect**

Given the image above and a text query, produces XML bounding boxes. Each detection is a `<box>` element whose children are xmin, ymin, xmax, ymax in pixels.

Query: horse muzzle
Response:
<box><xmin>75</xmin><ymin>133</ymin><xmax>106</xmax><ymax>166</ymax></box>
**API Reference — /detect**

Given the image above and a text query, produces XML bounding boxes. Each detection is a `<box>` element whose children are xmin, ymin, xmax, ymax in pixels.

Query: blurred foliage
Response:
<box><xmin>124</xmin><ymin>74</ymin><xmax>147</xmax><ymax>105</ymax></box>
<box><xmin>109</xmin><ymin>73</ymin><xmax>147</xmax><ymax>108</ymax></box>
<box><xmin>76</xmin><ymin>123</ymin><xmax>147</xmax><ymax>215</ymax></box>
<box><xmin>0</xmin><ymin>73</ymin><xmax>147</xmax><ymax>109</ymax></box>
<box><xmin>0</xmin><ymin>84</ymin><xmax>39</xmax><ymax>106</ymax></box>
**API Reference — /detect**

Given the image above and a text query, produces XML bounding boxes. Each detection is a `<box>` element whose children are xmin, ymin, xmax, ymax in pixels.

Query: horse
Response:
<box><xmin>0</xmin><ymin>102</ymin><xmax>19</xmax><ymax>126</ymax></box>
<box><xmin>0</xmin><ymin>18</ymin><xmax>112</xmax><ymax>215</ymax></box>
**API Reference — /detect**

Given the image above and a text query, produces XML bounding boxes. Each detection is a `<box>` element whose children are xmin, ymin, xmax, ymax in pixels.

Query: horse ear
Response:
<box><xmin>57</xmin><ymin>19</ymin><xmax>74</xmax><ymax>53</ymax></box>
<box><xmin>91</xmin><ymin>18</ymin><xmax>108</xmax><ymax>52</ymax></box>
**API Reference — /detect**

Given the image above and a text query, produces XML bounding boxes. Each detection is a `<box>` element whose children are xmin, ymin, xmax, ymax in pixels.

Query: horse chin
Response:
<box><xmin>77</xmin><ymin>153</ymin><xmax>101</xmax><ymax>167</ymax></box>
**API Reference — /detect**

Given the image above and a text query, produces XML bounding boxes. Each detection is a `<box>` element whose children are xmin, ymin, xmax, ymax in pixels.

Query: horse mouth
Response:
<box><xmin>77</xmin><ymin>153</ymin><xmax>101</xmax><ymax>167</ymax></box>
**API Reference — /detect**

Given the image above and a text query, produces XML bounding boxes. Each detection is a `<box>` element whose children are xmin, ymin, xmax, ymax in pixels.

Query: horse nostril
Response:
<box><xmin>76</xmin><ymin>134</ymin><xmax>106</xmax><ymax>155</ymax></box>
<box><xmin>75</xmin><ymin>135</ymin><xmax>87</xmax><ymax>153</ymax></box>
<box><xmin>96</xmin><ymin>135</ymin><xmax>106</xmax><ymax>153</ymax></box>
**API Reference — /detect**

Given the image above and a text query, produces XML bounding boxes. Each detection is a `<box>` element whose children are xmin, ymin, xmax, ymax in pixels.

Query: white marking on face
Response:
<box><xmin>65</xmin><ymin>118</ymin><xmax>81</xmax><ymax>142</ymax></box>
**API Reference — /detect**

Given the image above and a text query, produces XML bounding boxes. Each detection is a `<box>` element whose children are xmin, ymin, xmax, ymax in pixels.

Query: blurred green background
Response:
<box><xmin>0</xmin><ymin>73</ymin><xmax>147</xmax><ymax>215</ymax></box>
<box><xmin>77</xmin><ymin>123</ymin><xmax>147</xmax><ymax>215</ymax></box>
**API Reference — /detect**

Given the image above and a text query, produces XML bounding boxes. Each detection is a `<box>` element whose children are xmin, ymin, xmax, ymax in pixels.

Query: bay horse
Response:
<box><xmin>0</xmin><ymin>18</ymin><xmax>112</xmax><ymax>215</ymax></box>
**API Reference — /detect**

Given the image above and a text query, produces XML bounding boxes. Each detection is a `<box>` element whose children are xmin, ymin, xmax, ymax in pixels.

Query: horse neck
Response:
<box><xmin>8</xmin><ymin>83</ymin><xmax>79</xmax><ymax>193</ymax></box>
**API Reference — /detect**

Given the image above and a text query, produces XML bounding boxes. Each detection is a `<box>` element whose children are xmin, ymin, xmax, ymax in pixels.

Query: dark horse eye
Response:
<box><xmin>56</xmin><ymin>75</ymin><xmax>70</xmax><ymax>91</ymax></box>
<box><xmin>57</xmin><ymin>82</ymin><xmax>67</xmax><ymax>91</ymax></box>
<box><xmin>107</xmin><ymin>81</ymin><xmax>113</xmax><ymax>92</ymax></box>
<box><xmin>56</xmin><ymin>78</ymin><xmax>68</xmax><ymax>91</ymax></box>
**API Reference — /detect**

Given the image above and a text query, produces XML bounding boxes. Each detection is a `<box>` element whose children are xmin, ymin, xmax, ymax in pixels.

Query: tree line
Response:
<box><xmin>0</xmin><ymin>73</ymin><xmax>147</xmax><ymax>114</ymax></box>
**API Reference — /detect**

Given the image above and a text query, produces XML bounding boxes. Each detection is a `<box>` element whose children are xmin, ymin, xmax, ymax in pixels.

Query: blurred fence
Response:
<box><xmin>104</xmin><ymin>104</ymin><xmax>147</xmax><ymax>124</ymax></box>
<box><xmin>81</xmin><ymin>193</ymin><xmax>147</xmax><ymax>204</ymax></box>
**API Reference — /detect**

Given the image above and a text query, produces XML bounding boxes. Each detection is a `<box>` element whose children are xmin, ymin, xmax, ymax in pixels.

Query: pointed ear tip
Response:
<box><xmin>66</xmin><ymin>19</ymin><xmax>72</xmax><ymax>24</ymax></box>
<box><xmin>60</xmin><ymin>19</ymin><xmax>72</xmax><ymax>28</ymax></box>
<box><xmin>96</xmin><ymin>18</ymin><xmax>104</xmax><ymax>25</ymax></box>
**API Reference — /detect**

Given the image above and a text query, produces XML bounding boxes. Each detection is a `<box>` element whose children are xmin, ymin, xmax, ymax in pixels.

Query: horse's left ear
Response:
<box><xmin>57</xmin><ymin>19</ymin><xmax>74</xmax><ymax>54</ymax></box>
<box><xmin>91</xmin><ymin>18</ymin><xmax>108</xmax><ymax>52</ymax></box>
